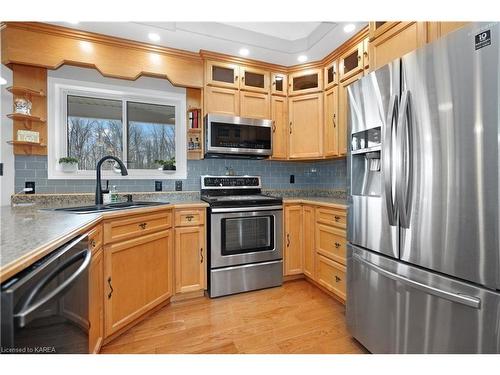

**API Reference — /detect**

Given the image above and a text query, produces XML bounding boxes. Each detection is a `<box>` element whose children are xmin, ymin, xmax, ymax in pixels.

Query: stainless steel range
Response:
<box><xmin>201</xmin><ymin>175</ymin><xmax>283</xmax><ymax>298</ymax></box>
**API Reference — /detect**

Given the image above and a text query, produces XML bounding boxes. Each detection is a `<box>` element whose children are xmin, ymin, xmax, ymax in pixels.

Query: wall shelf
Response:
<box><xmin>6</xmin><ymin>86</ymin><xmax>46</xmax><ymax>97</ymax></box>
<box><xmin>7</xmin><ymin>140</ymin><xmax>46</xmax><ymax>147</ymax></box>
<box><xmin>7</xmin><ymin>113</ymin><xmax>46</xmax><ymax>122</ymax></box>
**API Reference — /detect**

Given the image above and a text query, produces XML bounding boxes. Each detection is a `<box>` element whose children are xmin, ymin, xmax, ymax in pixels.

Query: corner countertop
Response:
<box><xmin>0</xmin><ymin>197</ymin><xmax>208</xmax><ymax>282</ymax></box>
<box><xmin>282</xmin><ymin>196</ymin><xmax>348</xmax><ymax>209</ymax></box>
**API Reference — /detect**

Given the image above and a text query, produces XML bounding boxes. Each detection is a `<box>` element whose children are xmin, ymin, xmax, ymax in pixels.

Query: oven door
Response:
<box><xmin>210</xmin><ymin>206</ymin><xmax>283</xmax><ymax>268</ymax></box>
<box><xmin>205</xmin><ymin>114</ymin><xmax>272</xmax><ymax>157</ymax></box>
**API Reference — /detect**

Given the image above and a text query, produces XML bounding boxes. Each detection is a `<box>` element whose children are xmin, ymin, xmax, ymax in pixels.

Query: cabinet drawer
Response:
<box><xmin>175</xmin><ymin>208</ymin><xmax>205</xmax><ymax>227</ymax></box>
<box><xmin>88</xmin><ymin>225</ymin><xmax>103</xmax><ymax>254</ymax></box>
<box><xmin>316</xmin><ymin>254</ymin><xmax>346</xmax><ymax>301</ymax></box>
<box><xmin>104</xmin><ymin>210</ymin><xmax>172</xmax><ymax>244</ymax></box>
<box><xmin>315</xmin><ymin>207</ymin><xmax>347</xmax><ymax>229</ymax></box>
<box><xmin>316</xmin><ymin>224</ymin><xmax>346</xmax><ymax>265</ymax></box>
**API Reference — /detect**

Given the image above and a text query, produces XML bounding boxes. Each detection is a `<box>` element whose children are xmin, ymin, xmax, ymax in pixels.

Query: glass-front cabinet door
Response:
<box><xmin>324</xmin><ymin>60</ymin><xmax>338</xmax><ymax>90</ymax></box>
<box><xmin>271</xmin><ymin>72</ymin><xmax>288</xmax><ymax>96</ymax></box>
<box><xmin>339</xmin><ymin>42</ymin><xmax>364</xmax><ymax>82</ymax></box>
<box><xmin>206</xmin><ymin>60</ymin><xmax>240</xmax><ymax>89</ymax></box>
<box><xmin>368</xmin><ymin>21</ymin><xmax>398</xmax><ymax>40</ymax></box>
<box><xmin>239</xmin><ymin>66</ymin><xmax>270</xmax><ymax>93</ymax></box>
<box><xmin>288</xmin><ymin>68</ymin><xmax>323</xmax><ymax>96</ymax></box>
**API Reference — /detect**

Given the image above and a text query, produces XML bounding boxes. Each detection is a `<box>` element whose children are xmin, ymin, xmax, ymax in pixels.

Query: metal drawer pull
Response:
<box><xmin>352</xmin><ymin>253</ymin><xmax>481</xmax><ymax>309</ymax></box>
<box><xmin>90</xmin><ymin>239</ymin><xmax>96</xmax><ymax>248</ymax></box>
<box><xmin>186</xmin><ymin>215</ymin><xmax>194</xmax><ymax>222</ymax></box>
<box><xmin>334</xmin><ymin>216</ymin><xmax>341</xmax><ymax>222</ymax></box>
<box><xmin>138</xmin><ymin>222</ymin><xmax>147</xmax><ymax>229</ymax></box>
<box><xmin>286</xmin><ymin>233</ymin><xmax>290</xmax><ymax>247</ymax></box>
<box><xmin>334</xmin><ymin>242</ymin><xmax>341</xmax><ymax>248</ymax></box>
<box><xmin>335</xmin><ymin>276</ymin><xmax>341</xmax><ymax>282</ymax></box>
<box><xmin>107</xmin><ymin>277</ymin><xmax>114</xmax><ymax>299</ymax></box>
<box><xmin>289</xmin><ymin>121</ymin><xmax>293</xmax><ymax>134</ymax></box>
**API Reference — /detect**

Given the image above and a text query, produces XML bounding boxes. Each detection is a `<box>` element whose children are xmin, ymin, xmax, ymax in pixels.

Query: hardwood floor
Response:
<box><xmin>100</xmin><ymin>280</ymin><xmax>369</xmax><ymax>354</ymax></box>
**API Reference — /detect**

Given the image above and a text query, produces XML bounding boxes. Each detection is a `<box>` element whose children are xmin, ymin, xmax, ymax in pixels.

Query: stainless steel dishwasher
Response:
<box><xmin>1</xmin><ymin>233</ymin><xmax>90</xmax><ymax>354</ymax></box>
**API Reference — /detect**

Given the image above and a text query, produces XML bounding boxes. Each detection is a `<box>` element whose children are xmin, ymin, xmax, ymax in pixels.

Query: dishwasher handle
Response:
<box><xmin>14</xmin><ymin>235</ymin><xmax>91</xmax><ymax>328</ymax></box>
<box><xmin>352</xmin><ymin>253</ymin><xmax>481</xmax><ymax>309</ymax></box>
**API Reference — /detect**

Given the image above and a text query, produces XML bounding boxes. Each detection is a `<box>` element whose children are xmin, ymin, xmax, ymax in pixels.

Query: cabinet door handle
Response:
<box><xmin>241</xmin><ymin>76</ymin><xmax>245</xmax><ymax>82</ymax></box>
<box><xmin>200</xmin><ymin>248</ymin><xmax>204</xmax><ymax>263</ymax></box>
<box><xmin>334</xmin><ymin>242</ymin><xmax>341</xmax><ymax>248</ymax></box>
<box><xmin>234</xmin><ymin>75</ymin><xmax>238</xmax><ymax>81</ymax></box>
<box><xmin>272</xmin><ymin>121</ymin><xmax>276</xmax><ymax>133</ymax></box>
<box><xmin>139</xmin><ymin>222</ymin><xmax>147</xmax><ymax>229</ymax></box>
<box><xmin>286</xmin><ymin>233</ymin><xmax>290</xmax><ymax>247</ymax></box>
<box><xmin>107</xmin><ymin>277</ymin><xmax>114</xmax><ymax>299</ymax></box>
<box><xmin>333</xmin><ymin>113</ymin><xmax>336</xmax><ymax>128</ymax></box>
<box><xmin>272</xmin><ymin>81</ymin><xmax>276</xmax><ymax>86</ymax></box>
<box><xmin>334</xmin><ymin>216</ymin><xmax>340</xmax><ymax>222</ymax></box>
<box><xmin>289</xmin><ymin>121</ymin><xmax>292</xmax><ymax>134</ymax></box>
<box><xmin>335</xmin><ymin>276</ymin><xmax>341</xmax><ymax>283</ymax></box>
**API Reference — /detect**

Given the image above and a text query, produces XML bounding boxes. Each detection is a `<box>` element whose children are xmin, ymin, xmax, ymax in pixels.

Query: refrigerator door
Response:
<box><xmin>347</xmin><ymin>61</ymin><xmax>399</xmax><ymax>258</ymax></box>
<box><xmin>347</xmin><ymin>244</ymin><xmax>500</xmax><ymax>353</ymax></box>
<box><xmin>398</xmin><ymin>22</ymin><xmax>500</xmax><ymax>289</ymax></box>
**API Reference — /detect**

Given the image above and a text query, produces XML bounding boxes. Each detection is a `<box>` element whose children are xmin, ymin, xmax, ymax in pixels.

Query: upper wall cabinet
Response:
<box><xmin>239</xmin><ymin>91</ymin><xmax>270</xmax><ymax>119</ymax></box>
<box><xmin>204</xmin><ymin>86</ymin><xmax>240</xmax><ymax>116</ymax></box>
<box><xmin>205</xmin><ymin>60</ymin><xmax>239</xmax><ymax>89</ymax></box>
<box><xmin>271</xmin><ymin>72</ymin><xmax>288</xmax><ymax>96</ymax></box>
<box><xmin>369</xmin><ymin>22</ymin><xmax>427</xmax><ymax>72</ymax></box>
<box><xmin>324</xmin><ymin>60</ymin><xmax>338</xmax><ymax>90</ymax></box>
<box><xmin>427</xmin><ymin>22</ymin><xmax>468</xmax><ymax>43</ymax></box>
<box><xmin>240</xmin><ymin>66</ymin><xmax>270</xmax><ymax>93</ymax></box>
<box><xmin>288</xmin><ymin>68</ymin><xmax>323</xmax><ymax>96</ymax></box>
<box><xmin>339</xmin><ymin>42</ymin><xmax>364</xmax><ymax>82</ymax></box>
<box><xmin>368</xmin><ymin>22</ymin><xmax>398</xmax><ymax>41</ymax></box>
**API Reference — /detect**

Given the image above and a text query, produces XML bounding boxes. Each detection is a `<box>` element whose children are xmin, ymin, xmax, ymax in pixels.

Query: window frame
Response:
<box><xmin>48</xmin><ymin>76</ymin><xmax>187</xmax><ymax>180</ymax></box>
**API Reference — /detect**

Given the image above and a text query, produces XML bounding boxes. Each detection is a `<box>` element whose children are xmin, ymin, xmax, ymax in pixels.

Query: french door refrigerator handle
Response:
<box><xmin>396</xmin><ymin>90</ymin><xmax>413</xmax><ymax>229</ymax></box>
<box><xmin>352</xmin><ymin>253</ymin><xmax>481</xmax><ymax>309</ymax></box>
<box><xmin>383</xmin><ymin>94</ymin><xmax>398</xmax><ymax>226</ymax></box>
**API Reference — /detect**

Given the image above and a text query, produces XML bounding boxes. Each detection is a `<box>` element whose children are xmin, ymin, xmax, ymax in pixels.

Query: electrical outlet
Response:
<box><xmin>289</xmin><ymin>175</ymin><xmax>295</xmax><ymax>184</ymax></box>
<box><xmin>154</xmin><ymin>181</ymin><xmax>162</xmax><ymax>192</ymax></box>
<box><xmin>25</xmin><ymin>181</ymin><xmax>35</xmax><ymax>194</ymax></box>
<box><xmin>175</xmin><ymin>181</ymin><xmax>182</xmax><ymax>191</ymax></box>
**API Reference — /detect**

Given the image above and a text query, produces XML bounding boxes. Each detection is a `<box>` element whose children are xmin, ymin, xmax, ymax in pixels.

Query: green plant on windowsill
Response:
<box><xmin>155</xmin><ymin>158</ymin><xmax>176</xmax><ymax>171</ymax></box>
<box><xmin>58</xmin><ymin>157</ymin><xmax>79</xmax><ymax>173</ymax></box>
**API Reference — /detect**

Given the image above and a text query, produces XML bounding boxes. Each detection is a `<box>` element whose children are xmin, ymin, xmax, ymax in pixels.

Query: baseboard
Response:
<box><xmin>170</xmin><ymin>289</ymin><xmax>206</xmax><ymax>302</ymax></box>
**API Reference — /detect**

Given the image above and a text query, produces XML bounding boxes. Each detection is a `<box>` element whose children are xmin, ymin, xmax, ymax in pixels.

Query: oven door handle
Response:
<box><xmin>211</xmin><ymin>205</ymin><xmax>283</xmax><ymax>213</ymax></box>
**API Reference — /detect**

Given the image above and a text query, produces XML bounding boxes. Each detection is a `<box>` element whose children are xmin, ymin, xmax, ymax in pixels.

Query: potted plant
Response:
<box><xmin>155</xmin><ymin>158</ymin><xmax>176</xmax><ymax>171</ymax></box>
<box><xmin>59</xmin><ymin>157</ymin><xmax>79</xmax><ymax>173</ymax></box>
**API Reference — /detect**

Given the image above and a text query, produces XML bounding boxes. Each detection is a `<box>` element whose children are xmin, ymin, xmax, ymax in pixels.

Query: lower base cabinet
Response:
<box><xmin>104</xmin><ymin>230</ymin><xmax>173</xmax><ymax>337</ymax></box>
<box><xmin>89</xmin><ymin>248</ymin><xmax>103</xmax><ymax>354</ymax></box>
<box><xmin>175</xmin><ymin>226</ymin><xmax>206</xmax><ymax>294</ymax></box>
<box><xmin>284</xmin><ymin>205</ymin><xmax>303</xmax><ymax>275</ymax></box>
<box><xmin>302</xmin><ymin>205</ymin><xmax>315</xmax><ymax>278</ymax></box>
<box><xmin>316</xmin><ymin>254</ymin><xmax>347</xmax><ymax>301</ymax></box>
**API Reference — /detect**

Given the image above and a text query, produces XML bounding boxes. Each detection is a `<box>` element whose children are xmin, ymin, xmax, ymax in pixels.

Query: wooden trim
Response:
<box><xmin>170</xmin><ymin>289</ymin><xmax>205</xmax><ymax>302</ymax></box>
<box><xmin>200</xmin><ymin>49</ymin><xmax>287</xmax><ymax>72</ymax></box>
<box><xmin>283</xmin><ymin>274</ymin><xmax>305</xmax><ymax>282</ymax></box>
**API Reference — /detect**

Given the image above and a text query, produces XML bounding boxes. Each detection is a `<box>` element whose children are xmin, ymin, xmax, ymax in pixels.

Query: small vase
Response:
<box><xmin>60</xmin><ymin>162</ymin><xmax>78</xmax><ymax>173</ymax></box>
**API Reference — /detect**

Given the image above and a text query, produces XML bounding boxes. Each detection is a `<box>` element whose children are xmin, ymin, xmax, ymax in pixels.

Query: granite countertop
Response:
<box><xmin>282</xmin><ymin>196</ymin><xmax>348</xmax><ymax>208</ymax></box>
<box><xmin>1</xmin><ymin>194</ymin><xmax>208</xmax><ymax>281</ymax></box>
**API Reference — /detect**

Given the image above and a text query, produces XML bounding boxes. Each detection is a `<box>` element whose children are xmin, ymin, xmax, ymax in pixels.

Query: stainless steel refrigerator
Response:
<box><xmin>346</xmin><ymin>22</ymin><xmax>500</xmax><ymax>354</ymax></box>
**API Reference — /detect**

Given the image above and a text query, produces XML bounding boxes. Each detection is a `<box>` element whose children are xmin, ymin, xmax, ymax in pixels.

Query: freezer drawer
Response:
<box><xmin>347</xmin><ymin>244</ymin><xmax>500</xmax><ymax>353</ymax></box>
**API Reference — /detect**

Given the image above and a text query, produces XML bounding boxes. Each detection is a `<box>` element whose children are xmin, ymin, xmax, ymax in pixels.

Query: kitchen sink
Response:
<box><xmin>49</xmin><ymin>201</ymin><xmax>169</xmax><ymax>214</ymax></box>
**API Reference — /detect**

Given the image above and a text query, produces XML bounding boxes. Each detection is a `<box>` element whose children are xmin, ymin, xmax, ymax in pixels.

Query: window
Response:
<box><xmin>48</xmin><ymin>76</ymin><xmax>186</xmax><ymax>179</ymax></box>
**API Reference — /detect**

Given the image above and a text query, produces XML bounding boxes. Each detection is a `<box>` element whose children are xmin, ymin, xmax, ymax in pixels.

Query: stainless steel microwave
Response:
<box><xmin>204</xmin><ymin>114</ymin><xmax>272</xmax><ymax>158</ymax></box>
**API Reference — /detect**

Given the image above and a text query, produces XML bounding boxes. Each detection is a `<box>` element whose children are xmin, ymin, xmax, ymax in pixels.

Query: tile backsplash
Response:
<box><xmin>14</xmin><ymin>155</ymin><xmax>347</xmax><ymax>194</ymax></box>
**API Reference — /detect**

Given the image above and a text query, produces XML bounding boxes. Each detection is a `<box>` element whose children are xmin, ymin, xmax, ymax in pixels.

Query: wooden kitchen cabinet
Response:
<box><xmin>427</xmin><ymin>22</ymin><xmax>468</xmax><ymax>43</ymax></box>
<box><xmin>369</xmin><ymin>22</ymin><xmax>427</xmax><ymax>71</ymax></box>
<box><xmin>338</xmin><ymin>71</ymin><xmax>363</xmax><ymax>156</ymax></box>
<box><xmin>284</xmin><ymin>204</ymin><xmax>303</xmax><ymax>275</ymax></box>
<box><xmin>316</xmin><ymin>254</ymin><xmax>347</xmax><ymax>301</ymax></box>
<box><xmin>104</xmin><ymin>230</ymin><xmax>173</xmax><ymax>337</ymax></box>
<box><xmin>175</xmin><ymin>208</ymin><xmax>205</xmax><ymax>227</ymax></box>
<box><xmin>302</xmin><ymin>205</ymin><xmax>315</xmax><ymax>279</ymax></box>
<box><xmin>174</xmin><ymin>226</ymin><xmax>206</xmax><ymax>294</ymax></box>
<box><xmin>324</xmin><ymin>60</ymin><xmax>338</xmax><ymax>90</ymax></box>
<box><xmin>205</xmin><ymin>60</ymin><xmax>239</xmax><ymax>89</ymax></box>
<box><xmin>89</xmin><ymin>247</ymin><xmax>103</xmax><ymax>353</ymax></box>
<box><xmin>239</xmin><ymin>91</ymin><xmax>270</xmax><ymax>119</ymax></box>
<box><xmin>239</xmin><ymin>65</ymin><xmax>270</xmax><ymax>93</ymax></box>
<box><xmin>368</xmin><ymin>22</ymin><xmax>398</xmax><ymax>41</ymax></box>
<box><xmin>339</xmin><ymin>41</ymin><xmax>364</xmax><ymax>82</ymax></box>
<box><xmin>271</xmin><ymin>72</ymin><xmax>287</xmax><ymax>96</ymax></box>
<box><xmin>288</xmin><ymin>93</ymin><xmax>323</xmax><ymax>159</ymax></box>
<box><xmin>316</xmin><ymin>206</ymin><xmax>347</xmax><ymax>229</ymax></box>
<box><xmin>204</xmin><ymin>86</ymin><xmax>240</xmax><ymax>116</ymax></box>
<box><xmin>288</xmin><ymin>68</ymin><xmax>323</xmax><ymax>96</ymax></box>
<box><xmin>103</xmin><ymin>211</ymin><xmax>172</xmax><ymax>244</ymax></box>
<box><xmin>316</xmin><ymin>224</ymin><xmax>347</xmax><ymax>265</ymax></box>
<box><xmin>271</xmin><ymin>95</ymin><xmax>288</xmax><ymax>159</ymax></box>
<box><xmin>324</xmin><ymin>86</ymin><xmax>339</xmax><ymax>157</ymax></box>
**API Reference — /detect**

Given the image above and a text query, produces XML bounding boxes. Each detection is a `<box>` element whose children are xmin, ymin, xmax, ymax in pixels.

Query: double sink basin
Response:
<box><xmin>51</xmin><ymin>201</ymin><xmax>169</xmax><ymax>214</ymax></box>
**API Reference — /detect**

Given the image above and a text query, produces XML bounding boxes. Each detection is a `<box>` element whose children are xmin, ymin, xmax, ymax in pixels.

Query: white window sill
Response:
<box><xmin>48</xmin><ymin>168</ymin><xmax>186</xmax><ymax>180</ymax></box>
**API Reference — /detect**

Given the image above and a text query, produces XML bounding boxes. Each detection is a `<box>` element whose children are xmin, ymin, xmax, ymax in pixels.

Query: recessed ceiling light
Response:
<box><xmin>148</xmin><ymin>32</ymin><xmax>161</xmax><ymax>42</ymax></box>
<box><xmin>297</xmin><ymin>55</ymin><xmax>308</xmax><ymax>63</ymax></box>
<box><xmin>343</xmin><ymin>23</ymin><xmax>356</xmax><ymax>33</ymax></box>
<box><xmin>239</xmin><ymin>48</ymin><xmax>250</xmax><ymax>57</ymax></box>
<box><xmin>0</xmin><ymin>76</ymin><xmax>7</xmax><ymax>85</ymax></box>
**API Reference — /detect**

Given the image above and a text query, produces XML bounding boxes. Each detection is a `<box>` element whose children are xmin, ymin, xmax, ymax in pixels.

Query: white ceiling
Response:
<box><xmin>49</xmin><ymin>21</ymin><xmax>367</xmax><ymax>66</ymax></box>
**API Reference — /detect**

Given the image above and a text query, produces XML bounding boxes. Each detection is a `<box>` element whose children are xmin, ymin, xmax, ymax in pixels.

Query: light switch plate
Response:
<box><xmin>175</xmin><ymin>181</ymin><xmax>182</xmax><ymax>191</ymax></box>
